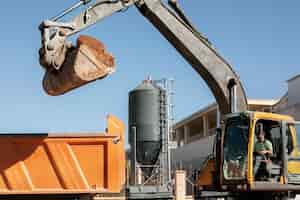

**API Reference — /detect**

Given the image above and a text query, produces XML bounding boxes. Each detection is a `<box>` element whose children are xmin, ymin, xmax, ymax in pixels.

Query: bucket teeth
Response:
<box><xmin>42</xmin><ymin>35</ymin><xmax>116</xmax><ymax>96</ymax></box>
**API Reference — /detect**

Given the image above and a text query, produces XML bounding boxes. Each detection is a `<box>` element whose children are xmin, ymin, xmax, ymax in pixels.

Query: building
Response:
<box><xmin>173</xmin><ymin>99</ymin><xmax>277</xmax><ymax>149</ymax></box>
<box><xmin>273</xmin><ymin>74</ymin><xmax>300</xmax><ymax>120</ymax></box>
<box><xmin>171</xmin><ymin>74</ymin><xmax>300</xmax><ymax>194</ymax></box>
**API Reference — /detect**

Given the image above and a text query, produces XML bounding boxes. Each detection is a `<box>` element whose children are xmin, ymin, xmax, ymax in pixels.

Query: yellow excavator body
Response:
<box><xmin>196</xmin><ymin>111</ymin><xmax>300</xmax><ymax>196</ymax></box>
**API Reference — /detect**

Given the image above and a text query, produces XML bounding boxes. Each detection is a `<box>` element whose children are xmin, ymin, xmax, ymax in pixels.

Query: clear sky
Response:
<box><xmin>0</xmin><ymin>0</ymin><xmax>299</xmax><ymax>137</ymax></box>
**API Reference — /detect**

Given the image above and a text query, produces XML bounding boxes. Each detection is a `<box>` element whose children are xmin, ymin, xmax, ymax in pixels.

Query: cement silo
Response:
<box><xmin>127</xmin><ymin>78</ymin><xmax>173</xmax><ymax>200</ymax></box>
<box><xmin>129</xmin><ymin>79</ymin><xmax>162</xmax><ymax>168</ymax></box>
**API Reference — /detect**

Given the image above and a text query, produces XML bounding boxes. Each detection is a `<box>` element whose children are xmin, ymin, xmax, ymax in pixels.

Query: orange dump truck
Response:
<box><xmin>0</xmin><ymin>115</ymin><xmax>125</xmax><ymax>200</ymax></box>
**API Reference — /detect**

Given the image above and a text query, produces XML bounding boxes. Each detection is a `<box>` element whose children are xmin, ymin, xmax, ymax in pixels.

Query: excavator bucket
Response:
<box><xmin>42</xmin><ymin>35</ymin><xmax>115</xmax><ymax>96</ymax></box>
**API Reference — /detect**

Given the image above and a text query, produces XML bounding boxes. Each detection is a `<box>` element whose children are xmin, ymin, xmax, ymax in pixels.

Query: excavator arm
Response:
<box><xmin>39</xmin><ymin>0</ymin><xmax>248</xmax><ymax>115</ymax></box>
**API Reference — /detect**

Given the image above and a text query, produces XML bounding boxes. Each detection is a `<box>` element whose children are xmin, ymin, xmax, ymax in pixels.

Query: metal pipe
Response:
<box><xmin>216</xmin><ymin>105</ymin><xmax>221</xmax><ymax>128</ymax></box>
<box><xmin>137</xmin><ymin>166</ymin><xmax>142</xmax><ymax>185</ymax></box>
<box><xmin>165</xmin><ymin>79</ymin><xmax>172</xmax><ymax>184</ymax></box>
<box><xmin>133</xmin><ymin>126</ymin><xmax>137</xmax><ymax>185</ymax></box>
<box><xmin>51</xmin><ymin>0</ymin><xmax>92</xmax><ymax>21</ymax></box>
<box><xmin>130</xmin><ymin>126</ymin><xmax>137</xmax><ymax>185</ymax></box>
<box><xmin>230</xmin><ymin>83</ymin><xmax>237</xmax><ymax>113</ymax></box>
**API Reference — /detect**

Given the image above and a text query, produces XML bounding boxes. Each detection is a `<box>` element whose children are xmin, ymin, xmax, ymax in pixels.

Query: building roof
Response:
<box><xmin>174</xmin><ymin>102</ymin><xmax>217</xmax><ymax>128</ymax></box>
<box><xmin>287</xmin><ymin>74</ymin><xmax>300</xmax><ymax>83</ymax></box>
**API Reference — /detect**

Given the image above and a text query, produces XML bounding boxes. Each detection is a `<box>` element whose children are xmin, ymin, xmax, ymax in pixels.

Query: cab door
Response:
<box><xmin>285</xmin><ymin>122</ymin><xmax>300</xmax><ymax>184</ymax></box>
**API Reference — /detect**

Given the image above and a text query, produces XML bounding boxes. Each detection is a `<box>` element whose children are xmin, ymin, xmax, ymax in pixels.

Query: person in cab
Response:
<box><xmin>254</xmin><ymin>123</ymin><xmax>273</xmax><ymax>181</ymax></box>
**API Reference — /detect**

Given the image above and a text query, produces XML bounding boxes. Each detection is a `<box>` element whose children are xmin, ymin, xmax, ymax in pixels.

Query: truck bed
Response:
<box><xmin>0</xmin><ymin>115</ymin><xmax>125</xmax><ymax>197</ymax></box>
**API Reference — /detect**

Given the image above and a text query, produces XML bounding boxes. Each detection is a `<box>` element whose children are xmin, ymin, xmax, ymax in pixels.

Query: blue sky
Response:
<box><xmin>0</xmin><ymin>0</ymin><xmax>299</xmax><ymax>136</ymax></box>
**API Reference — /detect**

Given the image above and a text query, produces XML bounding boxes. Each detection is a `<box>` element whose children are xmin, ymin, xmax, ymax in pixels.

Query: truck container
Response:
<box><xmin>0</xmin><ymin>115</ymin><xmax>125</xmax><ymax>200</ymax></box>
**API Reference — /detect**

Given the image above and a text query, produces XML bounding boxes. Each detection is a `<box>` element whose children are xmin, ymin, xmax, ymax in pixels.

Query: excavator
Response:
<box><xmin>38</xmin><ymin>0</ymin><xmax>300</xmax><ymax>199</ymax></box>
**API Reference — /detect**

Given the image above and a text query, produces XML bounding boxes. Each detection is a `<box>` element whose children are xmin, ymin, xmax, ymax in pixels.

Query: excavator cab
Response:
<box><xmin>196</xmin><ymin>111</ymin><xmax>300</xmax><ymax>198</ymax></box>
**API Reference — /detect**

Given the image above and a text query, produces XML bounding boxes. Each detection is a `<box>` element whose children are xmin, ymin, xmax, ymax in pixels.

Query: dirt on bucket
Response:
<box><xmin>42</xmin><ymin>35</ymin><xmax>115</xmax><ymax>96</ymax></box>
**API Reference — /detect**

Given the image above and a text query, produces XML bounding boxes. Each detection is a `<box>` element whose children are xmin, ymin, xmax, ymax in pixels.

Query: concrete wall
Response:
<box><xmin>286</xmin><ymin>75</ymin><xmax>300</xmax><ymax>120</ymax></box>
<box><xmin>288</xmin><ymin>75</ymin><xmax>300</xmax><ymax>107</ymax></box>
<box><xmin>274</xmin><ymin>75</ymin><xmax>300</xmax><ymax>120</ymax></box>
<box><xmin>278</xmin><ymin>102</ymin><xmax>300</xmax><ymax>121</ymax></box>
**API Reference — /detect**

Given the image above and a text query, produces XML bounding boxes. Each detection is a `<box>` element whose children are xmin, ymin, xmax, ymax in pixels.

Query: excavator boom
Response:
<box><xmin>136</xmin><ymin>0</ymin><xmax>247</xmax><ymax>115</ymax></box>
<box><xmin>39</xmin><ymin>0</ymin><xmax>248</xmax><ymax>115</ymax></box>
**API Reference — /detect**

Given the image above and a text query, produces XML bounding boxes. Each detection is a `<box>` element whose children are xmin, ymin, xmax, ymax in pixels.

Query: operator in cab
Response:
<box><xmin>253</xmin><ymin>123</ymin><xmax>273</xmax><ymax>181</ymax></box>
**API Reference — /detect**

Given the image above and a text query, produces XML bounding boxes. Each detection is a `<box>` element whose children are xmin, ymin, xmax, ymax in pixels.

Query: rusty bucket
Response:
<box><xmin>43</xmin><ymin>35</ymin><xmax>115</xmax><ymax>96</ymax></box>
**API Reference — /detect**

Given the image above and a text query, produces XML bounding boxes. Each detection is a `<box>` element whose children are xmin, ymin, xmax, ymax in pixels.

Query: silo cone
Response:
<box><xmin>42</xmin><ymin>35</ymin><xmax>115</xmax><ymax>96</ymax></box>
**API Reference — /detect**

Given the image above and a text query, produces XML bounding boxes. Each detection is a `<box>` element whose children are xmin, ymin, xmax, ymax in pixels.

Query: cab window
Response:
<box><xmin>254</xmin><ymin>120</ymin><xmax>294</xmax><ymax>158</ymax></box>
<box><xmin>223</xmin><ymin>117</ymin><xmax>249</xmax><ymax>180</ymax></box>
<box><xmin>294</xmin><ymin>124</ymin><xmax>300</xmax><ymax>150</ymax></box>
